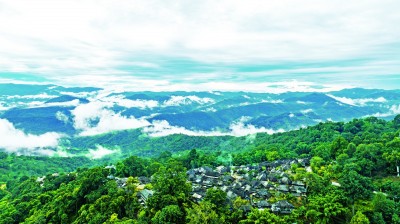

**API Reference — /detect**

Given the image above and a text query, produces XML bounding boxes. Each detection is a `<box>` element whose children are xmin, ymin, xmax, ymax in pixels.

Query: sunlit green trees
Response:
<box><xmin>146</xmin><ymin>160</ymin><xmax>191</xmax><ymax>220</ymax></box>
<box><xmin>350</xmin><ymin>211</ymin><xmax>369</xmax><ymax>224</ymax></box>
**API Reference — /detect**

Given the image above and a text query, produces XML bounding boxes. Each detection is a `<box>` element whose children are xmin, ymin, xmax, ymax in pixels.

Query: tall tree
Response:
<box><xmin>186</xmin><ymin>201</ymin><xmax>222</xmax><ymax>224</ymax></box>
<box><xmin>350</xmin><ymin>211</ymin><xmax>369</xmax><ymax>224</ymax></box>
<box><xmin>383</xmin><ymin>147</ymin><xmax>400</xmax><ymax>177</ymax></box>
<box><xmin>339</xmin><ymin>170</ymin><xmax>372</xmax><ymax>215</ymax></box>
<box><xmin>147</xmin><ymin>160</ymin><xmax>191</xmax><ymax>218</ymax></box>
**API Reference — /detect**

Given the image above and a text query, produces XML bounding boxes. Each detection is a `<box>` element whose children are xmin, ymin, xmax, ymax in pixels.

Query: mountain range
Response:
<box><xmin>0</xmin><ymin>83</ymin><xmax>399</xmax><ymax>157</ymax></box>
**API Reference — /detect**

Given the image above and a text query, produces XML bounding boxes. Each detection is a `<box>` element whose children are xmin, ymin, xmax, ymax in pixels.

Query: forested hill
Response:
<box><xmin>2</xmin><ymin>85</ymin><xmax>400</xmax><ymax>158</ymax></box>
<box><xmin>0</xmin><ymin>116</ymin><xmax>400</xmax><ymax>223</ymax></box>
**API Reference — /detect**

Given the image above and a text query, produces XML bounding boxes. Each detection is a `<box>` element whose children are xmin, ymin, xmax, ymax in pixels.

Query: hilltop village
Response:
<box><xmin>102</xmin><ymin>158</ymin><xmax>311</xmax><ymax>214</ymax></box>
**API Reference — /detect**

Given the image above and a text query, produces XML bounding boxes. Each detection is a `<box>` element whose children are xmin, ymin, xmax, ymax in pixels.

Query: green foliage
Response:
<box><xmin>0</xmin><ymin>167</ymin><xmax>140</xmax><ymax>224</ymax></box>
<box><xmin>183</xmin><ymin>149</ymin><xmax>200</xmax><ymax>169</ymax></box>
<box><xmin>305</xmin><ymin>191</ymin><xmax>349</xmax><ymax>223</ymax></box>
<box><xmin>339</xmin><ymin>170</ymin><xmax>372</xmax><ymax>203</ymax></box>
<box><xmin>1</xmin><ymin>116</ymin><xmax>400</xmax><ymax>223</ymax></box>
<box><xmin>310</xmin><ymin>156</ymin><xmax>325</xmax><ymax>173</ymax></box>
<box><xmin>239</xmin><ymin>209</ymin><xmax>284</xmax><ymax>224</ymax></box>
<box><xmin>372</xmin><ymin>212</ymin><xmax>386</xmax><ymax>224</ymax></box>
<box><xmin>350</xmin><ymin>211</ymin><xmax>370</xmax><ymax>224</ymax></box>
<box><xmin>151</xmin><ymin>160</ymin><xmax>191</xmax><ymax>198</ymax></box>
<box><xmin>344</xmin><ymin>142</ymin><xmax>356</xmax><ymax>157</ymax></box>
<box><xmin>146</xmin><ymin>160</ymin><xmax>191</xmax><ymax>221</ymax></box>
<box><xmin>116</xmin><ymin>156</ymin><xmax>148</xmax><ymax>177</ymax></box>
<box><xmin>331</xmin><ymin>136</ymin><xmax>349</xmax><ymax>158</ymax></box>
<box><xmin>204</xmin><ymin>187</ymin><xmax>228</xmax><ymax>214</ymax></box>
<box><xmin>0</xmin><ymin>152</ymin><xmax>93</xmax><ymax>184</ymax></box>
<box><xmin>266</xmin><ymin>150</ymin><xmax>280</xmax><ymax>162</ymax></box>
<box><xmin>372</xmin><ymin>193</ymin><xmax>396</xmax><ymax>223</ymax></box>
<box><xmin>66</xmin><ymin>129</ymin><xmax>245</xmax><ymax>160</ymax></box>
<box><xmin>383</xmin><ymin>144</ymin><xmax>400</xmax><ymax>176</ymax></box>
<box><xmin>152</xmin><ymin>205</ymin><xmax>185</xmax><ymax>224</ymax></box>
<box><xmin>311</xmin><ymin>143</ymin><xmax>332</xmax><ymax>161</ymax></box>
<box><xmin>186</xmin><ymin>201</ymin><xmax>222</xmax><ymax>224</ymax></box>
<box><xmin>393</xmin><ymin>213</ymin><xmax>400</xmax><ymax>224</ymax></box>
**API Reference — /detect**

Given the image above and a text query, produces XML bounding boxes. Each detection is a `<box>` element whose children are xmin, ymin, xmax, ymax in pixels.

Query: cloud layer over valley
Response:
<box><xmin>327</xmin><ymin>95</ymin><xmax>387</xmax><ymax>106</ymax></box>
<box><xmin>0</xmin><ymin>118</ymin><xmax>62</xmax><ymax>155</ymax></box>
<box><xmin>0</xmin><ymin>84</ymin><xmax>399</xmax><ymax>155</ymax></box>
<box><xmin>86</xmin><ymin>145</ymin><xmax>120</xmax><ymax>160</ymax></box>
<box><xmin>71</xmin><ymin>101</ymin><xmax>151</xmax><ymax>136</ymax></box>
<box><xmin>143</xmin><ymin>118</ymin><xmax>284</xmax><ymax>138</ymax></box>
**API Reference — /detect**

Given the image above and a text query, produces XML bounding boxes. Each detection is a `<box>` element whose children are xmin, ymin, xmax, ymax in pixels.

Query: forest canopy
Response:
<box><xmin>0</xmin><ymin>115</ymin><xmax>399</xmax><ymax>223</ymax></box>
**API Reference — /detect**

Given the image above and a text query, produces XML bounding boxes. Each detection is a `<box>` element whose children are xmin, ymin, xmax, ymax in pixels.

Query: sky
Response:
<box><xmin>0</xmin><ymin>0</ymin><xmax>400</xmax><ymax>92</ymax></box>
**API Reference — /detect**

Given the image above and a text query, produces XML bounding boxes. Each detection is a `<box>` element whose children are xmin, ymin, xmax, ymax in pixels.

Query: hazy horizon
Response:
<box><xmin>1</xmin><ymin>0</ymin><xmax>400</xmax><ymax>92</ymax></box>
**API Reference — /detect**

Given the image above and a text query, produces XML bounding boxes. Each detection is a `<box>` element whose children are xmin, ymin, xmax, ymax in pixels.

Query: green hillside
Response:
<box><xmin>0</xmin><ymin>115</ymin><xmax>399</xmax><ymax>223</ymax></box>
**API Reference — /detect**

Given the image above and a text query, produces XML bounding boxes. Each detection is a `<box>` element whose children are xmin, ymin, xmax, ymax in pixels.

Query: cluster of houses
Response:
<box><xmin>103</xmin><ymin>158</ymin><xmax>310</xmax><ymax>214</ymax></box>
<box><xmin>34</xmin><ymin>157</ymin><xmax>310</xmax><ymax>215</ymax></box>
<box><xmin>186</xmin><ymin>158</ymin><xmax>309</xmax><ymax>214</ymax></box>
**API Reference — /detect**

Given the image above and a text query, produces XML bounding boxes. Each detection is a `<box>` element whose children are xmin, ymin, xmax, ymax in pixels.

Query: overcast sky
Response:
<box><xmin>0</xmin><ymin>0</ymin><xmax>399</xmax><ymax>92</ymax></box>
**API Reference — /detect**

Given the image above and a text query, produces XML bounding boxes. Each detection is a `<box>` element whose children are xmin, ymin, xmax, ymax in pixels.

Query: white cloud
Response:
<box><xmin>2</xmin><ymin>1</ymin><xmax>399</xmax><ymax>90</ymax></box>
<box><xmin>153</xmin><ymin>80</ymin><xmax>347</xmax><ymax>93</ymax></box>
<box><xmin>6</xmin><ymin>93</ymin><xmax>57</xmax><ymax>99</ymax></box>
<box><xmin>0</xmin><ymin>118</ymin><xmax>62</xmax><ymax>153</ymax></box>
<box><xmin>59</xmin><ymin>91</ymin><xmax>96</xmax><ymax>98</ymax></box>
<box><xmin>45</xmin><ymin>99</ymin><xmax>81</xmax><ymax>107</ymax></box>
<box><xmin>3</xmin><ymin>96</ymin><xmax>81</xmax><ymax>109</ymax></box>
<box><xmin>26</xmin><ymin>74</ymin><xmax>351</xmax><ymax>93</ymax></box>
<box><xmin>289</xmin><ymin>113</ymin><xmax>295</xmax><ymax>118</ymax></box>
<box><xmin>301</xmin><ymin>109</ymin><xmax>313</xmax><ymax>114</ymax></box>
<box><xmin>56</xmin><ymin>111</ymin><xmax>69</xmax><ymax>124</ymax></box>
<box><xmin>163</xmin><ymin>95</ymin><xmax>215</xmax><ymax>107</ymax></box>
<box><xmin>0</xmin><ymin>79</ymin><xmax>48</xmax><ymax>85</ymax></box>
<box><xmin>1</xmin><ymin>0</ymin><xmax>399</xmax><ymax>64</ymax></box>
<box><xmin>369</xmin><ymin>104</ymin><xmax>400</xmax><ymax>117</ymax></box>
<box><xmin>53</xmin><ymin>149</ymin><xmax>70</xmax><ymax>157</ymax></box>
<box><xmin>119</xmin><ymin>99</ymin><xmax>158</xmax><ymax>109</ymax></box>
<box><xmin>68</xmin><ymin>96</ymin><xmax>290</xmax><ymax>137</ymax></box>
<box><xmin>25</xmin><ymin>101</ymin><xmax>44</xmax><ymax>107</ymax></box>
<box><xmin>86</xmin><ymin>145</ymin><xmax>120</xmax><ymax>159</ymax></box>
<box><xmin>0</xmin><ymin>100</ymin><xmax>38</xmax><ymax>110</ymax></box>
<box><xmin>0</xmin><ymin>102</ymin><xmax>10</xmax><ymax>111</ymax></box>
<box><xmin>229</xmin><ymin>118</ymin><xmax>285</xmax><ymax>136</ymax></box>
<box><xmin>261</xmin><ymin>99</ymin><xmax>283</xmax><ymax>104</ymax></box>
<box><xmin>296</xmin><ymin>101</ymin><xmax>310</xmax><ymax>105</ymax></box>
<box><xmin>143</xmin><ymin>117</ymin><xmax>284</xmax><ymax>137</ymax></box>
<box><xmin>202</xmin><ymin>107</ymin><xmax>217</xmax><ymax>112</ymax></box>
<box><xmin>327</xmin><ymin>94</ymin><xmax>387</xmax><ymax>106</ymax></box>
<box><xmin>71</xmin><ymin>101</ymin><xmax>112</xmax><ymax>130</ymax></box>
<box><xmin>102</xmin><ymin>95</ymin><xmax>159</xmax><ymax>109</ymax></box>
<box><xmin>210</xmin><ymin>91</ymin><xmax>222</xmax><ymax>96</ymax></box>
<box><xmin>1</xmin><ymin>100</ymin><xmax>78</xmax><ymax>109</ymax></box>
<box><xmin>79</xmin><ymin>112</ymin><xmax>150</xmax><ymax>136</ymax></box>
<box><xmin>33</xmin><ymin>148</ymin><xmax>59</xmax><ymax>157</ymax></box>
<box><xmin>71</xmin><ymin>101</ymin><xmax>150</xmax><ymax>136</ymax></box>
<box><xmin>143</xmin><ymin>120</ymin><xmax>216</xmax><ymax>137</ymax></box>
<box><xmin>390</xmin><ymin>105</ymin><xmax>400</xmax><ymax>114</ymax></box>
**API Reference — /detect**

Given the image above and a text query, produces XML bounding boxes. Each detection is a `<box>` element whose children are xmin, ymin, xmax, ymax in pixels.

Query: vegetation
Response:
<box><xmin>0</xmin><ymin>152</ymin><xmax>94</xmax><ymax>187</ymax></box>
<box><xmin>0</xmin><ymin>116</ymin><xmax>399</xmax><ymax>223</ymax></box>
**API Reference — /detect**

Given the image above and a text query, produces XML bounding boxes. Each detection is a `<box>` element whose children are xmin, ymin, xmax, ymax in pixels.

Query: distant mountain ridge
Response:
<box><xmin>0</xmin><ymin>83</ymin><xmax>399</xmax><ymax>156</ymax></box>
<box><xmin>1</xmin><ymin>84</ymin><xmax>399</xmax><ymax>134</ymax></box>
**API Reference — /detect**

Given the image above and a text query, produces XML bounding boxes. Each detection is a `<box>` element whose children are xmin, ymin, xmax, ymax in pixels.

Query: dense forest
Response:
<box><xmin>1</xmin><ymin>116</ymin><xmax>399</xmax><ymax>223</ymax></box>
